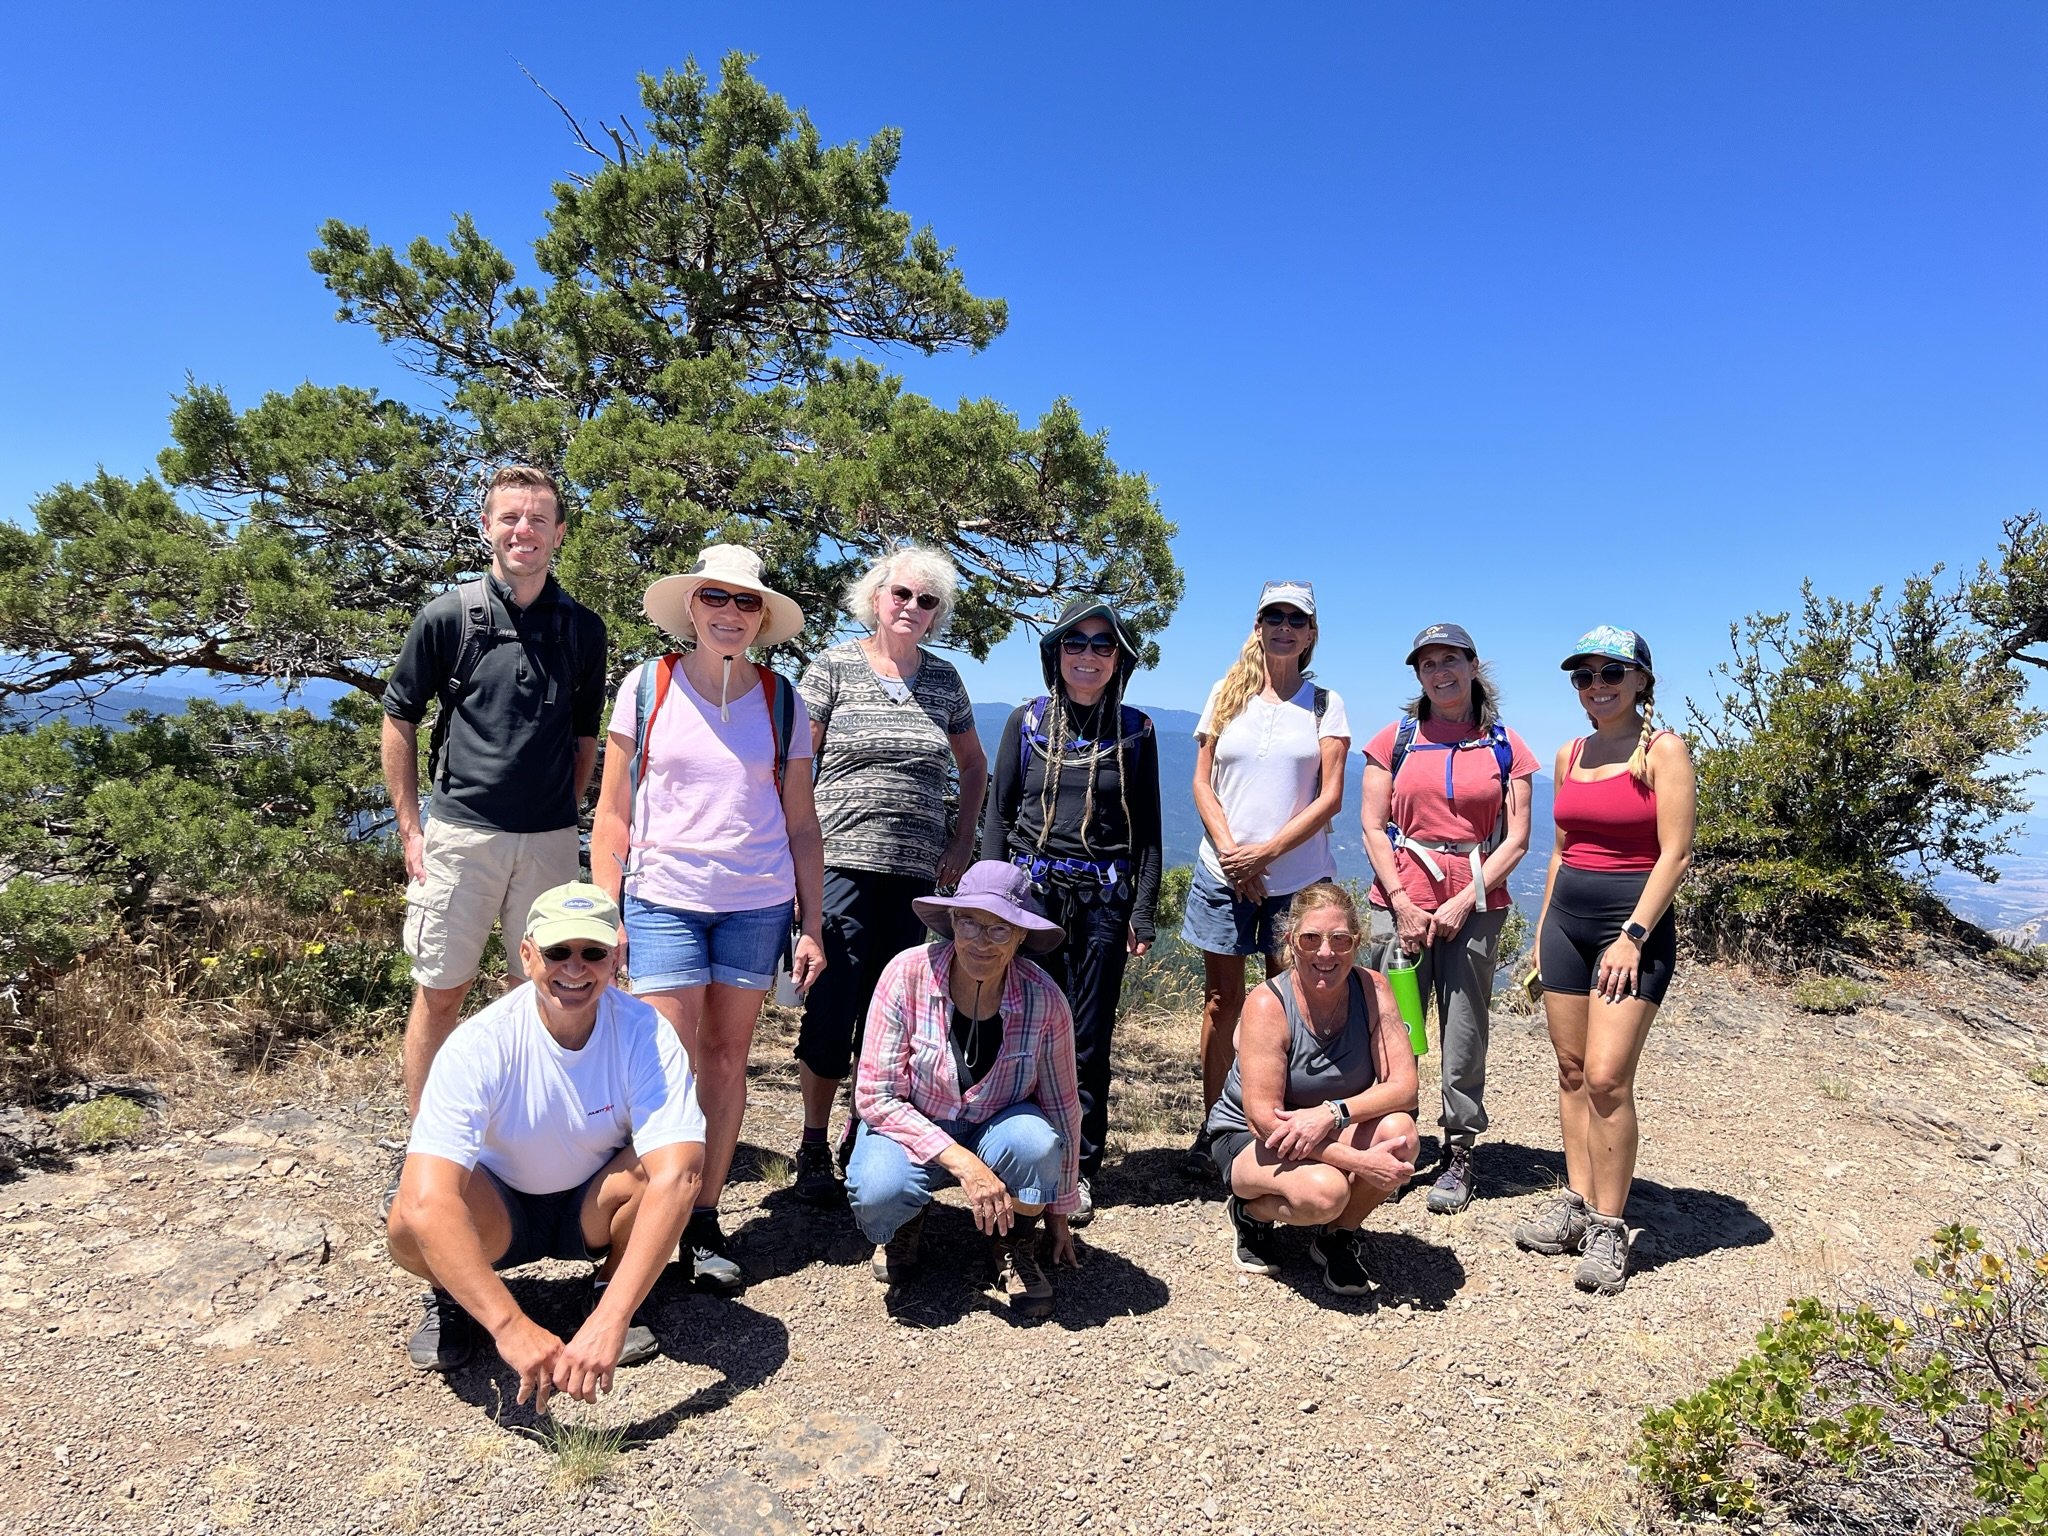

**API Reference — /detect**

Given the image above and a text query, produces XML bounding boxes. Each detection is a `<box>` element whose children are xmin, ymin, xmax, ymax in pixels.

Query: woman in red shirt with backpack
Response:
<box><xmin>1518</xmin><ymin>626</ymin><xmax>1695</xmax><ymax>1296</ymax></box>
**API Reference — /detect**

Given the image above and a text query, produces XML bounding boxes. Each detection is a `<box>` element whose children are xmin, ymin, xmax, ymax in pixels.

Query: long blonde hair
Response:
<box><xmin>1207</xmin><ymin>620</ymin><xmax>1317</xmax><ymax>738</ymax></box>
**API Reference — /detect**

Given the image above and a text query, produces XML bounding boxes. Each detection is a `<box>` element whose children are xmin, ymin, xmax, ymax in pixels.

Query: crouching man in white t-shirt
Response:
<box><xmin>387</xmin><ymin>882</ymin><xmax>705</xmax><ymax>1410</ymax></box>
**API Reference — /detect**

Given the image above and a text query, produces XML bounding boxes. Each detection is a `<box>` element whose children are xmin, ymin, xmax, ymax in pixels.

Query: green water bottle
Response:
<box><xmin>1384</xmin><ymin>953</ymin><xmax>1428</xmax><ymax>1056</ymax></box>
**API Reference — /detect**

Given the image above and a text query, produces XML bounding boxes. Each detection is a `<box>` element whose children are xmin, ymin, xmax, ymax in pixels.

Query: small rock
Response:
<box><xmin>947</xmin><ymin>1483</ymin><xmax>967</xmax><ymax>1505</ymax></box>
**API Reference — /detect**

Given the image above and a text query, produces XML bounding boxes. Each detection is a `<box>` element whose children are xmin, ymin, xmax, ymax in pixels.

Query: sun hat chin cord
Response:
<box><xmin>718</xmin><ymin>654</ymin><xmax>734</xmax><ymax>722</ymax></box>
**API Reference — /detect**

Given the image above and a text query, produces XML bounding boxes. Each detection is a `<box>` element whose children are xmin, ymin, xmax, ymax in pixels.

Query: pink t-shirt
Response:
<box><xmin>607</xmin><ymin>662</ymin><xmax>815</xmax><ymax>914</ymax></box>
<box><xmin>1362</xmin><ymin>717</ymin><xmax>1538</xmax><ymax>911</ymax></box>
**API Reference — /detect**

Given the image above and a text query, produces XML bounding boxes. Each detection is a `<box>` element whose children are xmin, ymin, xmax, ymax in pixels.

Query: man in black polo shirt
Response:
<box><xmin>381</xmin><ymin>465</ymin><xmax>609</xmax><ymax>1115</ymax></box>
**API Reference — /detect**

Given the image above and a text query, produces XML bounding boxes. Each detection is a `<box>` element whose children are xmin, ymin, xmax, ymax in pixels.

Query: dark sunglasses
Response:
<box><xmin>696</xmin><ymin>587</ymin><xmax>765</xmax><ymax>613</ymax></box>
<box><xmin>888</xmin><ymin>584</ymin><xmax>941</xmax><ymax>611</ymax></box>
<box><xmin>539</xmin><ymin>943</ymin><xmax>613</xmax><ymax>964</ymax></box>
<box><xmin>1570</xmin><ymin>661</ymin><xmax>1635</xmax><ymax>691</ymax></box>
<box><xmin>1259</xmin><ymin>607</ymin><xmax>1313</xmax><ymax>629</ymax></box>
<box><xmin>1061</xmin><ymin>632</ymin><xmax>1119</xmax><ymax>657</ymax></box>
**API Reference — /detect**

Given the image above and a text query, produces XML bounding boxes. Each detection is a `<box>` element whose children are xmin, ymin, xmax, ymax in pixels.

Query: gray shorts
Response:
<box><xmin>479</xmin><ymin>1160</ymin><xmax>613</xmax><ymax>1271</ymax></box>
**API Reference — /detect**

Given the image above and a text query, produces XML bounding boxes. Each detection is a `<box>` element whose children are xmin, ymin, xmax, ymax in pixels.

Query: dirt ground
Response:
<box><xmin>2</xmin><ymin>947</ymin><xmax>2041</xmax><ymax>1536</ymax></box>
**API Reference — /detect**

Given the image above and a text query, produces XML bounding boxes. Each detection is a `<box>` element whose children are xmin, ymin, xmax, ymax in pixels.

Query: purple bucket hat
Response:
<box><xmin>914</xmin><ymin>861</ymin><xmax>1065</xmax><ymax>953</ymax></box>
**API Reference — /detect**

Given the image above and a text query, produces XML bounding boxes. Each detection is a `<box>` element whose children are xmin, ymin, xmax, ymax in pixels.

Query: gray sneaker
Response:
<box><xmin>683</xmin><ymin>1211</ymin><xmax>746</xmax><ymax>1295</ymax></box>
<box><xmin>1069</xmin><ymin>1177</ymin><xmax>1096</xmax><ymax>1229</ymax></box>
<box><xmin>1512</xmin><ymin>1188</ymin><xmax>1591</xmax><ymax>1255</ymax></box>
<box><xmin>1425</xmin><ymin>1144</ymin><xmax>1475</xmax><ymax>1214</ymax></box>
<box><xmin>1574</xmin><ymin>1214</ymin><xmax>1632</xmax><ymax>1295</ymax></box>
<box><xmin>589</xmin><ymin>1279</ymin><xmax>659</xmax><ymax>1367</ymax></box>
<box><xmin>406</xmin><ymin>1288</ymin><xmax>476</xmax><ymax>1372</ymax></box>
<box><xmin>871</xmin><ymin>1206</ymin><xmax>926</xmax><ymax>1284</ymax></box>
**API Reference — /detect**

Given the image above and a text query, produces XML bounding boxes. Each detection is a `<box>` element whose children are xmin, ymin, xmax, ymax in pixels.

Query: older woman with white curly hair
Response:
<box><xmin>788</xmin><ymin>546</ymin><xmax>989</xmax><ymax>1205</ymax></box>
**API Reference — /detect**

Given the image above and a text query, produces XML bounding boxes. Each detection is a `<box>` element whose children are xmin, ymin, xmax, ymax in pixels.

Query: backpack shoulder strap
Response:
<box><xmin>1018</xmin><ymin>695</ymin><xmax>1052</xmax><ymax>778</ymax></box>
<box><xmin>1312</xmin><ymin>686</ymin><xmax>1329</xmax><ymax>728</ymax></box>
<box><xmin>761</xmin><ymin>668</ymin><xmax>798</xmax><ymax>795</ymax></box>
<box><xmin>1387</xmin><ymin>714</ymin><xmax>1420</xmax><ymax>782</ymax></box>
<box><xmin>630</xmin><ymin>654</ymin><xmax>682</xmax><ymax>801</ymax></box>
<box><xmin>1486</xmin><ymin>722</ymin><xmax>1513</xmax><ymax>785</ymax></box>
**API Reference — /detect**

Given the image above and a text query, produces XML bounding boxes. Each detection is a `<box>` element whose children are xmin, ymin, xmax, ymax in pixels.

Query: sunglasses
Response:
<box><xmin>888</xmin><ymin>585</ymin><xmax>941</xmax><ymax>612</ymax></box>
<box><xmin>953</xmin><ymin>916</ymin><xmax>1018</xmax><ymax>944</ymax></box>
<box><xmin>539</xmin><ymin>943</ymin><xmax>613</xmax><ymax>964</ymax></box>
<box><xmin>1259</xmin><ymin>607</ymin><xmax>1312</xmax><ymax>629</ymax></box>
<box><xmin>696</xmin><ymin>587</ymin><xmax>765</xmax><ymax>613</ymax></box>
<box><xmin>1570</xmin><ymin>661</ymin><xmax>1636</xmax><ymax>691</ymax></box>
<box><xmin>1060</xmin><ymin>632</ymin><xmax>1119</xmax><ymax>657</ymax></box>
<box><xmin>1294</xmin><ymin>931</ymin><xmax>1358</xmax><ymax>954</ymax></box>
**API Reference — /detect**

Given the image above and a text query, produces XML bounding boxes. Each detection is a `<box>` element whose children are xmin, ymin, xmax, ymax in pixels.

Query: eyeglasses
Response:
<box><xmin>1259</xmin><ymin>607</ymin><xmax>1312</xmax><ymax>629</ymax></box>
<box><xmin>696</xmin><ymin>587</ymin><xmax>765</xmax><ymax>613</ymax></box>
<box><xmin>953</xmin><ymin>916</ymin><xmax>1017</xmax><ymax>944</ymax></box>
<box><xmin>539</xmin><ymin>944</ymin><xmax>613</xmax><ymax>964</ymax></box>
<box><xmin>887</xmin><ymin>585</ymin><xmax>941</xmax><ymax>612</ymax></box>
<box><xmin>1570</xmin><ymin>661</ymin><xmax>1635</xmax><ymax>691</ymax></box>
<box><xmin>1060</xmin><ymin>633</ymin><xmax>1119</xmax><ymax>657</ymax></box>
<box><xmin>1294</xmin><ymin>931</ymin><xmax>1358</xmax><ymax>954</ymax></box>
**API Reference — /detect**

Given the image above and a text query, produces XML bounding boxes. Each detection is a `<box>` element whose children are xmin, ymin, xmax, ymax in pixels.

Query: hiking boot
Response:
<box><xmin>835</xmin><ymin>1115</ymin><xmax>860</xmax><ymax>1175</ymax></box>
<box><xmin>1309</xmin><ymin>1226</ymin><xmax>1377</xmax><ymax>1296</ymax></box>
<box><xmin>870</xmin><ymin>1206</ymin><xmax>927</xmax><ymax>1284</ymax></box>
<box><xmin>1181</xmin><ymin>1127</ymin><xmax>1217</xmax><ymax>1179</ymax></box>
<box><xmin>682</xmin><ymin>1210</ymin><xmax>746</xmax><ymax>1295</ymax></box>
<box><xmin>792</xmin><ymin>1140</ymin><xmax>842</xmax><ymax>1206</ymax></box>
<box><xmin>1225</xmin><ymin>1194</ymin><xmax>1281</xmax><ymax>1275</ymax></box>
<box><xmin>589</xmin><ymin>1278</ymin><xmax>659</xmax><ymax>1367</ymax></box>
<box><xmin>407</xmin><ymin>1288</ymin><xmax>477</xmax><ymax>1372</ymax></box>
<box><xmin>1070</xmin><ymin>1177</ymin><xmax>1096</xmax><ymax>1229</ymax></box>
<box><xmin>1574</xmin><ymin>1214</ymin><xmax>1632</xmax><ymax>1296</ymax></box>
<box><xmin>378</xmin><ymin>1161</ymin><xmax>404</xmax><ymax>1222</ymax></box>
<box><xmin>991</xmin><ymin>1214</ymin><xmax>1054</xmax><ymax>1319</ymax></box>
<box><xmin>1425</xmin><ymin>1144</ymin><xmax>1476</xmax><ymax>1215</ymax></box>
<box><xmin>1511</xmin><ymin>1188</ymin><xmax>1591</xmax><ymax>1255</ymax></box>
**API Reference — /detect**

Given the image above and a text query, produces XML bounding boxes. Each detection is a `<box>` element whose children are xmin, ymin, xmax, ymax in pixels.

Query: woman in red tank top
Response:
<box><xmin>1514</xmin><ymin>627</ymin><xmax>1695</xmax><ymax>1297</ymax></box>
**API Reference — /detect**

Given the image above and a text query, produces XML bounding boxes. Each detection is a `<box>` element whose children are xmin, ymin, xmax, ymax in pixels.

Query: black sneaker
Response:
<box><xmin>407</xmin><ymin>1288</ymin><xmax>477</xmax><ymax>1372</ymax></box>
<box><xmin>589</xmin><ymin>1279</ymin><xmax>659</xmax><ymax>1366</ymax></box>
<box><xmin>1182</xmin><ymin>1128</ymin><xmax>1217</xmax><ymax>1180</ymax></box>
<box><xmin>792</xmin><ymin>1140</ymin><xmax>842</xmax><ymax>1205</ymax></box>
<box><xmin>683</xmin><ymin>1210</ymin><xmax>746</xmax><ymax>1295</ymax></box>
<box><xmin>1225</xmin><ymin>1194</ymin><xmax>1281</xmax><ymax>1275</ymax></box>
<box><xmin>1309</xmin><ymin>1226</ymin><xmax>1377</xmax><ymax>1296</ymax></box>
<box><xmin>1069</xmin><ymin>1176</ymin><xmax>1096</xmax><ymax>1229</ymax></box>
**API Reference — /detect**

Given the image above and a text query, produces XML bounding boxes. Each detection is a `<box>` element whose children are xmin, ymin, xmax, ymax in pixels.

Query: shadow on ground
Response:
<box><xmin>1264</xmin><ymin>1226</ymin><xmax>1469</xmax><ymax>1313</ymax></box>
<box><xmin>1478</xmin><ymin>1139</ymin><xmax>1774</xmax><ymax>1276</ymax></box>
<box><xmin>871</xmin><ymin>1206</ymin><xmax>1171</xmax><ymax>1332</ymax></box>
<box><xmin>446</xmin><ymin>1274</ymin><xmax>790</xmax><ymax>1442</ymax></box>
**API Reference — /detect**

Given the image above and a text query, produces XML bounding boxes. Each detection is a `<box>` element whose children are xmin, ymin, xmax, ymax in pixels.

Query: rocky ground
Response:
<box><xmin>2</xmin><ymin>946</ymin><xmax>2042</xmax><ymax>1536</ymax></box>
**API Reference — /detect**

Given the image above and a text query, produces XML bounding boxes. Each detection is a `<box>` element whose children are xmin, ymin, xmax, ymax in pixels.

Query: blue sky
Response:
<box><xmin>4</xmin><ymin>2</ymin><xmax>2045</xmax><ymax>770</ymax></box>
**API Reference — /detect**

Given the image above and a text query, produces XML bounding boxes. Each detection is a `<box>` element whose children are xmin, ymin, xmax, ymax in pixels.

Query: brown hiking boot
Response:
<box><xmin>870</xmin><ymin>1206</ymin><xmax>926</xmax><ymax>1285</ymax></box>
<box><xmin>990</xmin><ymin>1214</ymin><xmax>1054</xmax><ymax>1319</ymax></box>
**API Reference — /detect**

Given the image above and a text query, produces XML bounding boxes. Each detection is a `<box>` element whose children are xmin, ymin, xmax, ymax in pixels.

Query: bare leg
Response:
<box><xmin>403</xmin><ymin>982</ymin><xmax>473</xmax><ymax>1118</ymax></box>
<box><xmin>1330</xmin><ymin>1113</ymin><xmax>1421</xmax><ymax>1229</ymax></box>
<box><xmin>1580</xmin><ymin>993</ymin><xmax>1660</xmax><ymax>1218</ymax></box>
<box><xmin>1543</xmin><ymin>991</ymin><xmax>1594</xmax><ymax>1198</ymax></box>
<box><xmin>686</xmin><ymin>983</ymin><xmax>772</xmax><ymax>1208</ymax></box>
<box><xmin>1198</xmin><ymin>952</ymin><xmax>1248</xmax><ymax>1113</ymax></box>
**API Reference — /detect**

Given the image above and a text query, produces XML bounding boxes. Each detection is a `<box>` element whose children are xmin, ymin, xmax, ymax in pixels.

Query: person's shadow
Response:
<box><xmin>445</xmin><ymin>1268</ymin><xmax>789</xmax><ymax>1441</ymax></box>
<box><xmin>1101</xmin><ymin>1147</ymin><xmax>1225</xmax><ymax>1210</ymax></box>
<box><xmin>1267</xmin><ymin>1226</ymin><xmax>1468</xmax><ymax>1313</ymax></box>
<box><xmin>872</xmin><ymin>1206</ymin><xmax>1171</xmax><ymax>1332</ymax></box>
<box><xmin>1477</xmin><ymin>1140</ymin><xmax>1774</xmax><ymax>1277</ymax></box>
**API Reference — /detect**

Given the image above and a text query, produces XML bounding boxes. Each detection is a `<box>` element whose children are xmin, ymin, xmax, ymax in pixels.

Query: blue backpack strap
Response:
<box><xmin>1018</xmin><ymin>695</ymin><xmax>1052</xmax><ymax>779</ymax></box>
<box><xmin>761</xmin><ymin>668</ymin><xmax>798</xmax><ymax>795</ymax></box>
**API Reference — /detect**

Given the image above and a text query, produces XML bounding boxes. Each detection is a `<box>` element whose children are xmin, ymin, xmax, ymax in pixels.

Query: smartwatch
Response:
<box><xmin>1622</xmin><ymin>920</ymin><xmax>1649</xmax><ymax>944</ymax></box>
<box><xmin>1325</xmin><ymin>1098</ymin><xmax>1352</xmax><ymax>1131</ymax></box>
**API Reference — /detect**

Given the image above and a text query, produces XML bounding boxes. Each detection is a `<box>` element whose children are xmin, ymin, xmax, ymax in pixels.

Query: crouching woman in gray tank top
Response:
<box><xmin>1204</xmin><ymin>881</ymin><xmax>1420</xmax><ymax>1295</ymax></box>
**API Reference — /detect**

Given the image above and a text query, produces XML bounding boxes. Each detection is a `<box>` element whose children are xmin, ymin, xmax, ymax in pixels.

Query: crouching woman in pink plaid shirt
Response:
<box><xmin>849</xmin><ymin>861</ymin><xmax>1083</xmax><ymax>1319</ymax></box>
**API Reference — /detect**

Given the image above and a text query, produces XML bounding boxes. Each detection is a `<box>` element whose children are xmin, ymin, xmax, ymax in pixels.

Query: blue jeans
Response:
<box><xmin>845</xmin><ymin>1103</ymin><xmax>1066</xmax><ymax>1244</ymax></box>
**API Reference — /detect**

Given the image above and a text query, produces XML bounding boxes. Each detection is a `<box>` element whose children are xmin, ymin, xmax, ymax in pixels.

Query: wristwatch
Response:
<box><xmin>1325</xmin><ymin>1098</ymin><xmax>1352</xmax><ymax>1131</ymax></box>
<box><xmin>1622</xmin><ymin>920</ymin><xmax>1649</xmax><ymax>943</ymax></box>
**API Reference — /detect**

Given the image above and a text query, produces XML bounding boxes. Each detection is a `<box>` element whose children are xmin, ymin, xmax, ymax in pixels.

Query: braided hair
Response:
<box><xmin>1031</xmin><ymin>670</ymin><xmax>1134</xmax><ymax>859</ymax></box>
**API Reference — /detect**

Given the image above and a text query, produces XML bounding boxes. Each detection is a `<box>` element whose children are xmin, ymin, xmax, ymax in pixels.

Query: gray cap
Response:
<box><xmin>1406</xmin><ymin>622</ymin><xmax>1477</xmax><ymax>666</ymax></box>
<box><xmin>1257</xmin><ymin>580</ymin><xmax>1315</xmax><ymax>617</ymax></box>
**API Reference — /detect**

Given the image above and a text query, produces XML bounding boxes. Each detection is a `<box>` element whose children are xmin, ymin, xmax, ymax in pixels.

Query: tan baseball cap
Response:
<box><xmin>523</xmin><ymin>883</ymin><xmax>621</xmax><ymax>949</ymax></box>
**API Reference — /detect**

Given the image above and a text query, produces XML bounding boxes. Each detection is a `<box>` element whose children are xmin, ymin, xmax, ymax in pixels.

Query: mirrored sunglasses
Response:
<box><xmin>1294</xmin><ymin>931</ymin><xmax>1358</xmax><ymax>953</ymax></box>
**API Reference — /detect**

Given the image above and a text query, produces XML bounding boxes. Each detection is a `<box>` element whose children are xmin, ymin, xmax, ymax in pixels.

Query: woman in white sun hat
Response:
<box><xmin>591</xmin><ymin>543</ymin><xmax>827</xmax><ymax>1297</ymax></box>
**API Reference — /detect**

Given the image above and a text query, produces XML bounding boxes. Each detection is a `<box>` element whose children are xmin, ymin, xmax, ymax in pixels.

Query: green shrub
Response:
<box><xmin>52</xmin><ymin>1094</ymin><xmax>149</xmax><ymax>1148</ymax></box>
<box><xmin>1992</xmin><ymin>946</ymin><xmax>2045</xmax><ymax>979</ymax></box>
<box><xmin>1791</xmin><ymin>975</ymin><xmax>1878</xmax><ymax>1014</ymax></box>
<box><xmin>1632</xmin><ymin>1217</ymin><xmax>2048</xmax><ymax>1534</ymax></box>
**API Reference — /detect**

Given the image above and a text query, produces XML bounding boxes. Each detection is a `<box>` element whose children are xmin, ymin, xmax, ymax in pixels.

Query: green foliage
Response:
<box><xmin>1791</xmin><ymin>975</ymin><xmax>1878</xmax><ymax>1014</ymax></box>
<box><xmin>1685</xmin><ymin>523</ymin><xmax>2047</xmax><ymax>961</ymax></box>
<box><xmin>52</xmin><ymin>1094</ymin><xmax>149</xmax><ymax>1149</ymax></box>
<box><xmin>1633</xmin><ymin>1218</ymin><xmax>2048</xmax><ymax>1534</ymax></box>
<box><xmin>1155</xmin><ymin>864</ymin><xmax>1193</xmax><ymax>942</ymax></box>
<box><xmin>1993</xmin><ymin>946</ymin><xmax>2046</xmax><ymax>980</ymax></box>
<box><xmin>1497</xmin><ymin>904</ymin><xmax>1531</xmax><ymax>968</ymax></box>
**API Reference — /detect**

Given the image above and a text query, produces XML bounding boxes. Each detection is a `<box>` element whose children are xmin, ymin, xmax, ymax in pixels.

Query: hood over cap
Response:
<box><xmin>1038</xmin><ymin>597</ymin><xmax>1144</xmax><ymax>697</ymax></box>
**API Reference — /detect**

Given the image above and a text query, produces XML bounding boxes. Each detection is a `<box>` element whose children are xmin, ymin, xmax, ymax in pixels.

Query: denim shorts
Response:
<box><xmin>623</xmin><ymin>892</ymin><xmax>794</xmax><ymax>993</ymax></box>
<box><xmin>1179</xmin><ymin>861</ymin><xmax>1295</xmax><ymax>958</ymax></box>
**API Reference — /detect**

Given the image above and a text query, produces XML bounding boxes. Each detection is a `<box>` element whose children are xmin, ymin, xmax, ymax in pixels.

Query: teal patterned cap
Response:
<box><xmin>1560</xmin><ymin>625</ymin><xmax>1653</xmax><ymax>679</ymax></box>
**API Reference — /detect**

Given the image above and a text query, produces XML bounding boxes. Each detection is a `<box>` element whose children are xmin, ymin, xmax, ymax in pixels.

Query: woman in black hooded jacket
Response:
<box><xmin>980</xmin><ymin>598</ymin><xmax>1163</xmax><ymax>1225</ymax></box>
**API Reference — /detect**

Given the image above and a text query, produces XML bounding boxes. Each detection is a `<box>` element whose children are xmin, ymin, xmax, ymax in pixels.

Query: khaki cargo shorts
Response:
<box><xmin>403</xmin><ymin>821</ymin><xmax>582</xmax><ymax>989</ymax></box>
